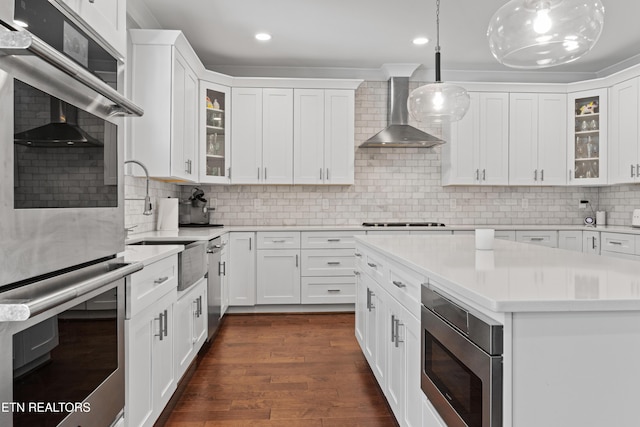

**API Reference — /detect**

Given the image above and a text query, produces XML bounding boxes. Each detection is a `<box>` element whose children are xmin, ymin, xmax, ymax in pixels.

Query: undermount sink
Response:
<box><xmin>128</xmin><ymin>240</ymin><xmax>196</xmax><ymax>246</ymax></box>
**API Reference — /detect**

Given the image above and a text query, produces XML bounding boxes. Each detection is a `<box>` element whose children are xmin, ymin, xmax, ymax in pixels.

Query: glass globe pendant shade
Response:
<box><xmin>408</xmin><ymin>81</ymin><xmax>470</xmax><ymax>124</ymax></box>
<box><xmin>487</xmin><ymin>0</ymin><xmax>605</xmax><ymax>69</ymax></box>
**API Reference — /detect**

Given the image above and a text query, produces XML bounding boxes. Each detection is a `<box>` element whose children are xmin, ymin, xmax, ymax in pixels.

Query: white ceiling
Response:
<box><xmin>131</xmin><ymin>0</ymin><xmax>640</xmax><ymax>82</ymax></box>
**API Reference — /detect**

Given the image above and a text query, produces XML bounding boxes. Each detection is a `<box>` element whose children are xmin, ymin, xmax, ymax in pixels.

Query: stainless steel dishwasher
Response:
<box><xmin>206</xmin><ymin>238</ymin><xmax>223</xmax><ymax>340</ymax></box>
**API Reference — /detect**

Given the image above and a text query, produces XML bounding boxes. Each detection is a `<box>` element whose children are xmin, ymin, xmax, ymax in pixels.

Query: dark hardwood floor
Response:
<box><xmin>163</xmin><ymin>313</ymin><xmax>398</xmax><ymax>427</ymax></box>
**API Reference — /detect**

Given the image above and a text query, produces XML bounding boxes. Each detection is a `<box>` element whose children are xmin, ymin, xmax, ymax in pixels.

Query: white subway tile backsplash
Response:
<box><xmin>124</xmin><ymin>80</ymin><xmax>640</xmax><ymax>229</ymax></box>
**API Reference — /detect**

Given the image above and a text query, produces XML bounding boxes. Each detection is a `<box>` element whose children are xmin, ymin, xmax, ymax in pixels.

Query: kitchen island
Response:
<box><xmin>354</xmin><ymin>234</ymin><xmax>640</xmax><ymax>427</ymax></box>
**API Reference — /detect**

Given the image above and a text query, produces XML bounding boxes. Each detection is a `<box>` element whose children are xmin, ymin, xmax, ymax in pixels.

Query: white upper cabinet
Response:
<box><xmin>509</xmin><ymin>93</ymin><xmax>567</xmax><ymax>185</ymax></box>
<box><xmin>130</xmin><ymin>31</ymin><xmax>199</xmax><ymax>182</ymax></box>
<box><xmin>443</xmin><ymin>92</ymin><xmax>509</xmax><ymax>185</ymax></box>
<box><xmin>609</xmin><ymin>77</ymin><xmax>640</xmax><ymax>184</ymax></box>
<box><xmin>567</xmin><ymin>89</ymin><xmax>608</xmax><ymax>185</ymax></box>
<box><xmin>57</xmin><ymin>0</ymin><xmax>126</xmax><ymax>58</ymax></box>
<box><xmin>200</xmin><ymin>81</ymin><xmax>231</xmax><ymax>184</ymax></box>
<box><xmin>231</xmin><ymin>88</ymin><xmax>294</xmax><ymax>184</ymax></box>
<box><xmin>293</xmin><ymin>89</ymin><xmax>355</xmax><ymax>184</ymax></box>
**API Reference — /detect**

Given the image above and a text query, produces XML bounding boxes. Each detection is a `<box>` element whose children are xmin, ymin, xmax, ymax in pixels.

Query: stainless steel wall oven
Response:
<box><xmin>421</xmin><ymin>284</ymin><xmax>503</xmax><ymax>427</ymax></box>
<box><xmin>0</xmin><ymin>1</ymin><xmax>143</xmax><ymax>426</ymax></box>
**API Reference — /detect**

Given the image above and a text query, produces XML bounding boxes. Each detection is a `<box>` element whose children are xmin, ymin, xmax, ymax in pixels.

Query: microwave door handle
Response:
<box><xmin>0</xmin><ymin>31</ymin><xmax>143</xmax><ymax>117</ymax></box>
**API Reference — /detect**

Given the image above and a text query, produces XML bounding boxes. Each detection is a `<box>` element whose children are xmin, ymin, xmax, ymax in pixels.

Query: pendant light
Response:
<box><xmin>487</xmin><ymin>0</ymin><xmax>605</xmax><ymax>69</ymax></box>
<box><xmin>408</xmin><ymin>0</ymin><xmax>470</xmax><ymax>124</ymax></box>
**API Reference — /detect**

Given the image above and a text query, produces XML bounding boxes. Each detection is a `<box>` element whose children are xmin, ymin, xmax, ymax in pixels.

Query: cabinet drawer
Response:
<box><xmin>515</xmin><ymin>230</ymin><xmax>558</xmax><ymax>247</ymax></box>
<box><xmin>495</xmin><ymin>230</ymin><xmax>516</xmax><ymax>241</ymax></box>
<box><xmin>256</xmin><ymin>231</ymin><xmax>300</xmax><ymax>249</ymax></box>
<box><xmin>127</xmin><ymin>254</ymin><xmax>178</xmax><ymax>318</ymax></box>
<box><xmin>601</xmin><ymin>232</ymin><xmax>636</xmax><ymax>255</ymax></box>
<box><xmin>301</xmin><ymin>277</ymin><xmax>355</xmax><ymax>304</ymax></box>
<box><xmin>301</xmin><ymin>231</ymin><xmax>365</xmax><ymax>249</ymax></box>
<box><xmin>362</xmin><ymin>248</ymin><xmax>387</xmax><ymax>282</ymax></box>
<box><xmin>301</xmin><ymin>249</ymin><xmax>355</xmax><ymax>277</ymax></box>
<box><xmin>387</xmin><ymin>260</ymin><xmax>424</xmax><ymax>315</ymax></box>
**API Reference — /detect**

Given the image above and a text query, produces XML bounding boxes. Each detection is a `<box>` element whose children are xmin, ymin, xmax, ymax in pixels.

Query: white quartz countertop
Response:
<box><xmin>356</xmin><ymin>234</ymin><xmax>640</xmax><ymax>313</ymax></box>
<box><xmin>125</xmin><ymin>224</ymin><xmax>640</xmax><ymax>244</ymax></box>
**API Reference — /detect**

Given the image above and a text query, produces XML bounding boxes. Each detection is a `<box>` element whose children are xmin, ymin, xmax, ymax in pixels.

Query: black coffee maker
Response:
<box><xmin>179</xmin><ymin>187</ymin><xmax>210</xmax><ymax>225</ymax></box>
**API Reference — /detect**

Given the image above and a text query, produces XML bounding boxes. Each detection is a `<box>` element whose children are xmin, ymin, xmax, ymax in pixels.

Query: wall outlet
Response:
<box><xmin>579</xmin><ymin>200</ymin><xmax>589</xmax><ymax>209</ymax></box>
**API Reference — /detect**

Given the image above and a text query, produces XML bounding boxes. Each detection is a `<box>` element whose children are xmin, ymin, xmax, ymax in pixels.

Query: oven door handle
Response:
<box><xmin>0</xmin><ymin>260</ymin><xmax>143</xmax><ymax>321</ymax></box>
<box><xmin>0</xmin><ymin>29</ymin><xmax>144</xmax><ymax>117</ymax></box>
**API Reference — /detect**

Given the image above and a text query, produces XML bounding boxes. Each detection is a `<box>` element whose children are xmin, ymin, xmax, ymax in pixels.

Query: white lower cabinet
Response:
<box><xmin>356</xmin><ymin>244</ymin><xmax>423</xmax><ymax>427</ymax></box>
<box><xmin>257</xmin><ymin>249</ymin><xmax>301</xmax><ymax>304</ymax></box>
<box><xmin>515</xmin><ymin>230</ymin><xmax>558</xmax><ymax>248</ymax></box>
<box><xmin>583</xmin><ymin>230</ymin><xmax>601</xmax><ymax>254</ymax></box>
<box><xmin>126</xmin><ymin>289</ymin><xmax>176</xmax><ymax>427</ymax></box>
<box><xmin>174</xmin><ymin>278</ymin><xmax>207</xmax><ymax>380</ymax></box>
<box><xmin>558</xmin><ymin>230</ymin><xmax>583</xmax><ymax>251</ymax></box>
<box><xmin>600</xmin><ymin>232</ymin><xmax>640</xmax><ymax>260</ymax></box>
<box><xmin>220</xmin><ymin>233</ymin><xmax>230</xmax><ymax>315</ymax></box>
<box><xmin>385</xmin><ymin>290</ymin><xmax>422</xmax><ymax>427</ymax></box>
<box><xmin>228</xmin><ymin>232</ymin><xmax>257</xmax><ymax>306</ymax></box>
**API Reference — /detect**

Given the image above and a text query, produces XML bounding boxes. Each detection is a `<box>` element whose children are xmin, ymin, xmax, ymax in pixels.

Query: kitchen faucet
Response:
<box><xmin>124</xmin><ymin>160</ymin><xmax>153</xmax><ymax>215</ymax></box>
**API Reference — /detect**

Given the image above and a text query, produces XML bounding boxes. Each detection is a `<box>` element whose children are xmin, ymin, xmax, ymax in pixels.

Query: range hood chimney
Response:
<box><xmin>360</xmin><ymin>76</ymin><xmax>444</xmax><ymax>148</ymax></box>
<box><xmin>14</xmin><ymin>97</ymin><xmax>103</xmax><ymax>147</ymax></box>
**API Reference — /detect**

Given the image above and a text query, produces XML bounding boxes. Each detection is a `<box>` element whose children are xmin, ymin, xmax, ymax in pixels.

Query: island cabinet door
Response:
<box><xmin>354</xmin><ymin>270</ymin><xmax>366</xmax><ymax>349</ymax></box>
<box><xmin>385</xmin><ymin>294</ymin><xmax>422</xmax><ymax>427</ymax></box>
<box><xmin>361</xmin><ymin>273</ymin><xmax>387</xmax><ymax>388</ymax></box>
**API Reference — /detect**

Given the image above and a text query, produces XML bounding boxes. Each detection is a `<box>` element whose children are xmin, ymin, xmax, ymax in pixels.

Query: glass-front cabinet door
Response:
<box><xmin>568</xmin><ymin>89</ymin><xmax>607</xmax><ymax>185</ymax></box>
<box><xmin>200</xmin><ymin>81</ymin><xmax>230</xmax><ymax>184</ymax></box>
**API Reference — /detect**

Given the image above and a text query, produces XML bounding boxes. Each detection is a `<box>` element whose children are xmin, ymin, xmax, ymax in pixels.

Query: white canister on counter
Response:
<box><xmin>596</xmin><ymin>211</ymin><xmax>606</xmax><ymax>226</ymax></box>
<box><xmin>157</xmin><ymin>198</ymin><xmax>179</xmax><ymax>231</ymax></box>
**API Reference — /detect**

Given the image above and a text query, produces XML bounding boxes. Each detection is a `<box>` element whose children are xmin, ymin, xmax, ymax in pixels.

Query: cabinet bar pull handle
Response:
<box><xmin>354</xmin><ymin>270</ymin><xmax>360</xmax><ymax>276</ymax></box>
<box><xmin>265</xmin><ymin>167</ymin><xmax>268</xmax><ymax>180</ymax></box>
<box><xmin>327</xmin><ymin>238</ymin><xmax>341</xmax><ymax>242</ymax></box>
<box><xmin>327</xmin><ymin>261</ymin><xmax>341</xmax><ymax>265</ymax></box>
<box><xmin>249</xmin><ymin>237</ymin><xmax>252</xmax><ymax>251</ymax></box>
<box><xmin>155</xmin><ymin>312</ymin><xmax>164</xmax><ymax>340</ymax></box>
<box><xmin>395</xmin><ymin>319</ymin><xmax>404</xmax><ymax>348</ymax></box>
<box><xmin>482</xmin><ymin>169</ymin><xmax>486</xmax><ymax>181</ymax></box>
<box><xmin>222</xmin><ymin>261</ymin><xmax>226</xmax><ymax>276</ymax></box>
<box><xmin>218</xmin><ymin>261</ymin><xmax>223</xmax><ymax>276</ymax></box>
<box><xmin>592</xmin><ymin>237</ymin><xmax>596</xmax><ymax>250</ymax></box>
<box><xmin>257</xmin><ymin>167</ymin><xmax>260</xmax><ymax>179</ymax></box>
<box><xmin>534</xmin><ymin>169</ymin><xmax>538</xmax><ymax>181</ymax></box>
<box><xmin>610</xmin><ymin>241</ymin><xmax>623</xmax><ymax>245</ymax></box>
<box><xmin>475</xmin><ymin>169</ymin><xmax>479</xmax><ymax>181</ymax></box>
<box><xmin>367</xmin><ymin>262</ymin><xmax>377</xmax><ymax>268</ymax></box>
<box><xmin>541</xmin><ymin>169</ymin><xmax>544</xmax><ymax>181</ymax></box>
<box><xmin>328</xmin><ymin>289</ymin><xmax>341</xmax><ymax>293</ymax></box>
<box><xmin>154</xmin><ymin>276</ymin><xmax>169</xmax><ymax>284</ymax></box>
<box><xmin>296</xmin><ymin>254</ymin><xmax>299</xmax><ymax>267</ymax></box>
<box><xmin>392</xmin><ymin>280</ymin><xmax>406</xmax><ymax>288</ymax></box>
<box><xmin>637</xmin><ymin>165</ymin><xmax>640</xmax><ymax>178</ymax></box>
<box><xmin>530</xmin><ymin>237</ymin><xmax>545</xmax><ymax>241</ymax></box>
<box><xmin>391</xmin><ymin>314</ymin><xmax>396</xmax><ymax>343</ymax></box>
<box><xmin>569</xmin><ymin>170</ymin><xmax>572</xmax><ymax>181</ymax></box>
<box><xmin>228</xmin><ymin>167</ymin><xmax>231</xmax><ymax>179</ymax></box>
<box><xmin>272</xmin><ymin>239</ymin><xmax>286</xmax><ymax>243</ymax></box>
<box><xmin>163</xmin><ymin>309</ymin><xmax>168</xmax><ymax>337</ymax></box>
<box><xmin>354</xmin><ymin>252</ymin><xmax>362</xmax><ymax>257</ymax></box>
<box><xmin>185</xmin><ymin>161</ymin><xmax>190</xmax><ymax>173</ymax></box>
<box><xmin>326</xmin><ymin>168</ymin><xmax>330</xmax><ymax>181</ymax></box>
<box><xmin>366</xmin><ymin>288</ymin><xmax>374</xmax><ymax>311</ymax></box>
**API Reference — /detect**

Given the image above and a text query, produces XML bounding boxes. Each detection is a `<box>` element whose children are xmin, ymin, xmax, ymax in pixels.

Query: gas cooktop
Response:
<box><xmin>362</xmin><ymin>222</ymin><xmax>446</xmax><ymax>227</ymax></box>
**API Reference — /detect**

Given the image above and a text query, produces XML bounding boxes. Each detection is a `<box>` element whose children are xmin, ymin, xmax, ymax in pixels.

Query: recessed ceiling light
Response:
<box><xmin>413</xmin><ymin>37</ymin><xmax>429</xmax><ymax>45</ymax></box>
<box><xmin>255</xmin><ymin>33</ymin><xmax>272</xmax><ymax>41</ymax></box>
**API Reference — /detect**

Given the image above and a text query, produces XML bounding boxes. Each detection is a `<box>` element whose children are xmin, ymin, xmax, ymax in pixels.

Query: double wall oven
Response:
<box><xmin>0</xmin><ymin>1</ymin><xmax>143</xmax><ymax>426</ymax></box>
<box><xmin>421</xmin><ymin>283</ymin><xmax>504</xmax><ymax>427</ymax></box>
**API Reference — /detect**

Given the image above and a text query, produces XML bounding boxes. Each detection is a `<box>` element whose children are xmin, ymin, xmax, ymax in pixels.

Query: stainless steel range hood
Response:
<box><xmin>360</xmin><ymin>77</ymin><xmax>444</xmax><ymax>148</ymax></box>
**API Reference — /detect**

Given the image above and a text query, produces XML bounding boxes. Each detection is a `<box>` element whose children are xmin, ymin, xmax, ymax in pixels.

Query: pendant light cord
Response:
<box><xmin>434</xmin><ymin>0</ymin><xmax>441</xmax><ymax>82</ymax></box>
